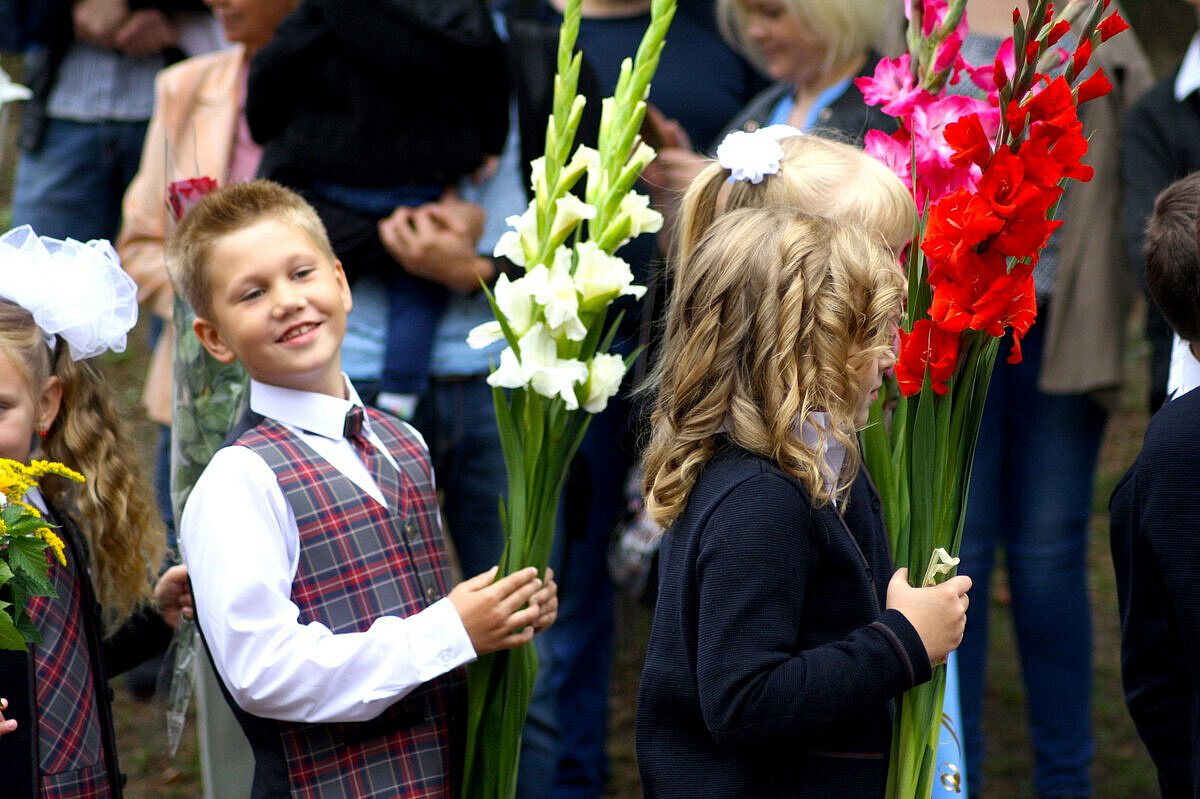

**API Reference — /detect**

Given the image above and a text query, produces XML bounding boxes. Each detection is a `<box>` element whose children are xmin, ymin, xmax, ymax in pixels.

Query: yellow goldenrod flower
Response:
<box><xmin>26</xmin><ymin>460</ymin><xmax>85</xmax><ymax>485</ymax></box>
<box><xmin>35</xmin><ymin>528</ymin><xmax>67</xmax><ymax>567</ymax></box>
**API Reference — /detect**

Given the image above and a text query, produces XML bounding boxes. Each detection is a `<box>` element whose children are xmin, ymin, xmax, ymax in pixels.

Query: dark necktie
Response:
<box><xmin>343</xmin><ymin>405</ymin><xmax>400</xmax><ymax>500</ymax></box>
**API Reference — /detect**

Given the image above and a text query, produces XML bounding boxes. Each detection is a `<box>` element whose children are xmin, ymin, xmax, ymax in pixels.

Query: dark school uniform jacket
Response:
<box><xmin>1110</xmin><ymin>386</ymin><xmax>1200</xmax><ymax>797</ymax></box>
<box><xmin>637</xmin><ymin>442</ymin><xmax>930</xmax><ymax>799</ymax></box>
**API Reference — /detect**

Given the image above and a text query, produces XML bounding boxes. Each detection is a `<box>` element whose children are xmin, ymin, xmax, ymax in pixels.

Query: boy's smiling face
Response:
<box><xmin>193</xmin><ymin>217</ymin><xmax>352</xmax><ymax>398</ymax></box>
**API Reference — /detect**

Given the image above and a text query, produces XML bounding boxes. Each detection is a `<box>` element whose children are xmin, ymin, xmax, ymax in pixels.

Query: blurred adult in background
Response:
<box><xmin>642</xmin><ymin>0</ymin><xmax>898</xmax><ymax>223</ymax></box>
<box><xmin>952</xmin><ymin>2</ymin><xmax>1151</xmax><ymax>797</ymax></box>
<box><xmin>1123</xmin><ymin>0</ymin><xmax>1200</xmax><ymax>410</ymax></box>
<box><xmin>8</xmin><ymin>0</ymin><xmax>221</xmax><ymax>242</ymax></box>
<box><xmin>115</xmin><ymin>1</ymin><xmax>298</xmax><ymax>795</ymax></box>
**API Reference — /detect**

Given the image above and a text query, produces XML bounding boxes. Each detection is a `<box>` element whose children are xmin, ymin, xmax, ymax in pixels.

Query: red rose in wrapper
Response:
<box><xmin>167</xmin><ymin>177</ymin><xmax>219</xmax><ymax>224</ymax></box>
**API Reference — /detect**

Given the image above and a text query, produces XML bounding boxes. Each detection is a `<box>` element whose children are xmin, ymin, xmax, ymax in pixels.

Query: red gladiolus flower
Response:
<box><xmin>976</xmin><ymin>148</ymin><xmax>1053</xmax><ymax>221</ymax></box>
<box><xmin>1097</xmin><ymin>11</ymin><xmax>1129</xmax><ymax>42</ymax></box>
<box><xmin>1008</xmin><ymin>77</ymin><xmax>1077</xmax><ymax>133</ymax></box>
<box><xmin>922</xmin><ymin>189</ymin><xmax>1005</xmax><ymax>281</ymax></box>
<box><xmin>1072</xmin><ymin>39</ymin><xmax>1092</xmax><ymax>76</ymax></box>
<box><xmin>1047</xmin><ymin>20</ymin><xmax>1071</xmax><ymax>46</ymax></box>
<box><xmin>167</xmin><ymin>177</ymin><xmax>219</xmax><ymax>223</ymax></box>
<box><xmin>1075</xmin><ymin>69</ymin><xmax>1113</xmax><ymax>105</ymax></box>
<box><xmin>945</xmin><ymin>114</ymin><xmax>993</xmax><ymax>169</ymax></box>
<box><xmin>896</xmin><ymin>319</ymin><xmax>961</xmax><ymax>396</ymax></box>
<box><xmin>926</xmin><ymin>255</ymin><xmax>1038</xmax><ymax>352</ymax></box>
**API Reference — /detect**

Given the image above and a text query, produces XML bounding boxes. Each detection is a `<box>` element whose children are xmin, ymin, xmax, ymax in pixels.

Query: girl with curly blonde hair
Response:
<box><xmin>636</xmin><ymin>208</ymin><xmax>971</xmax><ymax>798</ymax></box>
<box><xmin>0</xmin><ymin>229</ymin><xmax>191</xmax><ymax>798</ymax></box>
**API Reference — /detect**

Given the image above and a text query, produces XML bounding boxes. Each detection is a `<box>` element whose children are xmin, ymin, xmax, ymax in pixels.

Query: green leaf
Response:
<box><xmin>8</xmin><ymin>535</ymin><xmax>51</xmax><ymax>585</ymax></box>
<box><xmin>0</xmin><ymin>609</ymin><xmax>28</xmax><ymax>651</ymax></box>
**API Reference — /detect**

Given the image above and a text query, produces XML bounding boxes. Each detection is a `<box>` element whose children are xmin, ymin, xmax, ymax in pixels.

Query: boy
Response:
<box><xmin>171</xmin><ymin>180</ymin><xmax>555</xmax><ymax>798</ymax></box>
<box><xmin>1110</xmin><ymin>171</ymin><xmax>1200</xmax><ymax>796</ymax></box>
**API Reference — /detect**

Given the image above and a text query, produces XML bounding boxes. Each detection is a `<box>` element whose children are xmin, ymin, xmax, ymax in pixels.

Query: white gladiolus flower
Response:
<box><xmin>486</xmin><ymin>324</ymin><xmax>589</xmax><ymax>409</ymax></box>
<box><xmin>466</xmin><ymin>273</ymin><xmax>537</xmax><ymax>349</ymax></box>
<box><xmin>619</xmin><ymin>192</ymin><xmax>663</xmax><ymax>239</ymax></box>
<box><xmin>536</xmin><ymin>249</ymin><xmax>587</xmax><ymax>341</ymax></box>
<box><xmin>574</xmin><ymin>241</ymin><xmax>646</xmax><ymax>310</ymax></box>
<box><xmin>494</xmin><ymin>201</ymin><xmax>539</xmax><ymax>266</ymax></box>
<box><xmin>550</xmin><ymin>194</ymin><xmax>597</xmax><ymax>242</ymax></box>
<box><xmin>466</xmin><ymin>321</ymin><xmax>503</xmax><ymax>350</ymax></box>
<box><xmin>530</xmin><ymin>157</ymin><xmax>548</xmax><ymax>198</ymax></box>
<box><xmin>583</xmin><ymin>353</ymin><xmax>627</xmax><ymax>413</ymax></box>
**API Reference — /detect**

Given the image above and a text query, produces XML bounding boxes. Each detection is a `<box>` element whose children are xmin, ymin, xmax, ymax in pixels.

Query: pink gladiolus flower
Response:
<box><xmin>864</xmin><ymin>129</ymin><xmax>913</xmax><ymax>190</ymax></box>
<box><xmin>856</xmin><ymin>55</ymin><xmax>930</xmax><ymax>116</ymax></box>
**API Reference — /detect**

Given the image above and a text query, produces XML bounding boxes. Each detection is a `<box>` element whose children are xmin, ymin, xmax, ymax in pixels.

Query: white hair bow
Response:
<box><xmin>0</xmin><ymin>226</ymin><xmax>138</xmax><ymax>360</ymax></box>
<box><xmin>715</xmin><ymin>124</ymin><xmax>803</xmax><ymax>184</ymax></box>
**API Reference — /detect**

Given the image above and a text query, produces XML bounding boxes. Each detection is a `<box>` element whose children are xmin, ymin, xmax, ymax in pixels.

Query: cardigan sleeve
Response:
<box><xmin>692</xmin><ymin>472</ymin><xmax>928</xmax><ymax>750</ymax></box>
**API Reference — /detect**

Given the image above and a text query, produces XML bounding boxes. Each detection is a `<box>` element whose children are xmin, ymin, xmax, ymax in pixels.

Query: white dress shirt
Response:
<box><xmin>180</xmin><ymin>378</ymin><xmax>475</xmax><ymax>724</ymax></box>
<box><xmin>1168</xmin><ymin>335</ymin><xmax>1200</xmax><ymax>401</ymax></box>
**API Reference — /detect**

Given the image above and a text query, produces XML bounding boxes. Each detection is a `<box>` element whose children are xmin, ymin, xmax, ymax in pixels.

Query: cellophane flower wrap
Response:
<box><xmin>855</xmin><ymin>0</ymin><xmax>1129</xmax><ymax>795</ymax></box>
<box><xmin>0</xmin><ymin>459</ymin><xmax>84</xmax><ymax>651</ymax></box>
<box><xmin>461</xmin><ymin>0</ymin><xmax>674</xmax><ymax>795</ymax></box>
<box><xmin>164</xmin><ymin>176</ymin><xmax>248</xmax><ymax>755</ymax></box>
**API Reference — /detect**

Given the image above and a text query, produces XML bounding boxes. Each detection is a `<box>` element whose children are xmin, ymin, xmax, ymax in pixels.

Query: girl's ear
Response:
<box><xmin>37</xmin><ymin>375</ymin><xmax>62</xmax><ymax>434</ymax></box>
<box><xmin>192</xmin><ymin>316</ymin><xmax>238</xmax><ymax>365</ymax></box>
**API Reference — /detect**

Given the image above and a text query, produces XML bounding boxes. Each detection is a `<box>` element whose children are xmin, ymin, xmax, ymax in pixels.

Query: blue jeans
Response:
<box><xmin>410</xmin><ymin>376</ymin><xmax>507</xmax><ymax>579</ymax></box>
<box><xmin>12</xmin><ymin>117</ymin><xmax>148</xmax><ymax>241</ymax></box>
<box><xmin>518</xmin><ymin>392</ymin><xmax>633</xmax><ymax>799</ymax></box>
<box><xmin>957</xmin><ymin>317</ymin><xmax>1105</xmax><ymax>797</ymax></box>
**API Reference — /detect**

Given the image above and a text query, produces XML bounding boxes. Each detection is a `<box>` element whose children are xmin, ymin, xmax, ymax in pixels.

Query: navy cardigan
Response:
<box><xmin>636</xmin><ymin>443</ymin><xmax>930</xmax><ymax>799</ymax></box>
<box><xmin>1110</xmin><ymin>386</ymin><xmax>1200</xmax><ymax>797</ymax></box>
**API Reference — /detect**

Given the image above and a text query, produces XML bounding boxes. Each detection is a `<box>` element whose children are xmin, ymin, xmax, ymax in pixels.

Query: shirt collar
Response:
<box><xmin>799</xmin><ymin>411</ymin><xmax>847</xmax><ymax>496</ymax></box>
<box><xmin>1176</xmin><ymin>34</ymin><xmax>1200</xmax><ymax>101</ymax></box>
<box><xmin>248</xmin><ymin>376</ymin><xmax>368</xmax><ymax>441</ymax></box>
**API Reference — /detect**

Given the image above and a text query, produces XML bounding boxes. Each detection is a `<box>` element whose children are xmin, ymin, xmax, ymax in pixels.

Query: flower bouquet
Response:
<box><xmin>461</xmin><ymin>0</ymin><xmax>674</xmax><ymax>795</ymax></box>
<box><xmin>854</xmin><ymin>0</ymin><xmax>1128</xmax><ymax>795</ymax></box>
<box><xmin>0</xmin><ymin>459</ymin><xmax>84</xmax><ymax>651</ymax></box>
<box><xmin>163</xmin><ymin>176</ymin><xmax>248</xmax><ymax>755</ymax></box>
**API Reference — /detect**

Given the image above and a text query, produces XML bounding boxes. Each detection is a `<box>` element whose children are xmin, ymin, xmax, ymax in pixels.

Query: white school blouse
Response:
<box><xmin>180</xmin><ymin>378</ymin><xmax>475</xmax><ymax>725</ymax></box>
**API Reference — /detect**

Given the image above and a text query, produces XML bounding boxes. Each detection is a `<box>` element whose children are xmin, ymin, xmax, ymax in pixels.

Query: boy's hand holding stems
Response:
<box><xmin>449</xmin><ymin>566</ymin><xmax>559</xmax><ymax>656</ymax></box>
<box><xmin>886</xmin><ymin>569</ymin><xmax>972</xmax><ymax>665</ymax></box>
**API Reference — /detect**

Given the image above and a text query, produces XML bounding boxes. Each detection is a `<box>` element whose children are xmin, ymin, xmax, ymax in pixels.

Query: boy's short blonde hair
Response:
<box><xmin>166</xmin><ymin>180</ymin><xmax>336</xmax><ymax>319</ymax></box>
<box><xmin>715</xmin><ymin>0</ymin><xmax>897</xmax><ymax>78</ymax></box>
<box><xmin>678</xmin><ymin>134</ymin><xmax>917</xmax><ymax>264</ymax></box>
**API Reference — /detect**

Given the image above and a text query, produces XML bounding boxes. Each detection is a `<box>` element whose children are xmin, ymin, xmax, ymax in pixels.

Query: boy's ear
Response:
<box><xmin>192</xmin><ymin>316</ymin><xmax>238</xmax><ymax>365</ymax></box>
<box><xmin>334</xmin><ymin>259</ymin><xmax>353</xmax><ymax>313</ymax></box>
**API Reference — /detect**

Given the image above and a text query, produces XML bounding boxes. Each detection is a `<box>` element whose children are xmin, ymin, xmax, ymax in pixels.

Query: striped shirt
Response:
<box><xmin>45</xmin><ymin>43</ymin><xmax>163</xmax><ymax>122</ymax></box>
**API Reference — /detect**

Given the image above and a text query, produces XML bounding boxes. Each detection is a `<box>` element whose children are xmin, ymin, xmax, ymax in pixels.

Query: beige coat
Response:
<box><xmin>1039</xmin><ymin>27</ymin><xmax>1153</xmax><ymax>407</ymax></box>
<box><xmin>117</xmin><ymin>46</ymin><xmax>244</xmax><ymax>426</ymax></box>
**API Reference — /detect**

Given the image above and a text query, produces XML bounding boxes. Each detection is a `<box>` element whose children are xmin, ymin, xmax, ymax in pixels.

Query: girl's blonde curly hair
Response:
<box><xmin>677</xmin><ymin>133</ymin><xmax>916</xmax><ymax>266</ymax></box>
<box><xmin>0</xmin><ymin>299</ymin><xmax>164</xmax><ymax>632</ymax></box>
<box><xmin>643</xmin><ymin>208</ymin><xmax>903</xmax><ymax>528</ymax></box>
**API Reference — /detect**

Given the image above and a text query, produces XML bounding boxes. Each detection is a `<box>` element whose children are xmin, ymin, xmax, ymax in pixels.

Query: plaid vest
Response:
<box><xmin>224</xmin><ymin>409</ymin><xmax>464</xmax><ymax>799</ymax></box>
<box><xmin>28</xmin><ymin>512</ymin><xmax>112</xmax><ymax>799</ymax></box>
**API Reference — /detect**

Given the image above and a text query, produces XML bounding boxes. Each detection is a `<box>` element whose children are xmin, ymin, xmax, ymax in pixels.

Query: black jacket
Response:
<box><xmin>1110</xmin><ymin>386</ymin><xmax>1200</xmax><ymax>798</ymax></box>
<box><xmin>636</xmin><ymin>443</ymin><xmax>930</xmax><ymax>798</ymax></box>
<box><xmin>0</xmin><ymin>500</ymin><xmax>173</xmax><ymax>798</ymax></box>
<box><xmin>720</xmin><ymin>53</ymin><xmax>897</xmax><ymax>146</ymax></box>
<box><xmin>247</xmin><ymin>0</ymin><xmax>509</xmax><ymax>188</ymax></box>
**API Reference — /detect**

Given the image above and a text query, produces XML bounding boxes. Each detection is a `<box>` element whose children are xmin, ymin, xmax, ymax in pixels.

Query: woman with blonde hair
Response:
<box><xmin>645</xmin><ymin>0</ymin><xmax>900</xmax><ymax>205</ymax></box>
<box><xmin>635</xmin><ymin>207</ymin><xmax>971</xmax><ymax>798</ymax></box>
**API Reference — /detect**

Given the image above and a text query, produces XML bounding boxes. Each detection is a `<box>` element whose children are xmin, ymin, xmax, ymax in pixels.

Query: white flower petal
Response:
<box><xmin>583</xmin><ymin>353</ymin><xmax>627</xmax><ymax>413</ymax></box>
<box><xmin>467</xmin><ymin>321</ymin><xmax>503</xmax><ymax>350</ymax></box>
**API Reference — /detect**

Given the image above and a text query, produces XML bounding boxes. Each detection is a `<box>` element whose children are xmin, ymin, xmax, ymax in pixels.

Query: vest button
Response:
<box><xmin>404</xmin><ymin>521</ymin><xmax>416</xmax><ymax>540</ymax></box>
<box><xmin>819</xmin><ymin>107</ymin><xmax>832</xmax><ymax>121</ymax></box>
<box><xmin>425</xmin><ymin>585</ymin><xmax>438</xmax><ymax>602</ymax></box>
